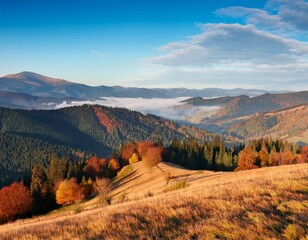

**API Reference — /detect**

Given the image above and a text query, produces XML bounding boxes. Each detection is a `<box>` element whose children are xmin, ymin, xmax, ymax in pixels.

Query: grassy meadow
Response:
<box><xmin>0</xmin><ymin>163</ymin><xmax>307</xmax><ymax>240</ymax></box>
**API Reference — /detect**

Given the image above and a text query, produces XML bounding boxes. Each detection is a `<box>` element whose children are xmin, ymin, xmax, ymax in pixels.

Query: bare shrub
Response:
<box><xmin>94</xmin><ymin>178</ymin><xmax>112</xmax><ymax>205</ymax></box>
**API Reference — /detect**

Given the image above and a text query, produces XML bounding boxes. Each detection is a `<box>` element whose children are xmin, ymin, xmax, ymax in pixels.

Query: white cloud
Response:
<box><xmin>142</xmin><ymin>0</ymin><xmax>308</xmax><ymax>90</ymax></box>
<box><xmin>266</xmin><ymin>0</ymin><xmax>308</xmax><ymax>31</ymax></box>
<box><xmin>149</xmin><ymin>24</ymin><xmax>308</xmax><ymax>67</ymax></box>
<box><xmin>91</xmin><ymin>50</ymin><xmax>113</xmax><ymax>59</ymax></box>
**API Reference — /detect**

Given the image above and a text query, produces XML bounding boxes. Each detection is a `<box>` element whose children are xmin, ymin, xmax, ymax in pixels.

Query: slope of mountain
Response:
<box><xmin>0</xmin><ymin>104</ymin><xmax>212</xmax><ymax>187</ymax></box>
<box><xmin>184</xmin><ymin>91</ymin><xmax>308</xmax><ymax>120</ymax></box>
<box><xmin>0</xmin><ymin>90</ymin><xmax>66</xmax><ymax>109</ymax></box>
<box><xmin>1</xmin><ymin>163</ymin><xmax>307</xmax><ymax>239</ymax></box>
<box><xmin>223</xmin><ymin>104</ymin><xmax>308</xmax><ymax>145</ymax></box>
<box><xmin>0</xmin><ymin>105</ymin><xmax>211</xmax><ymax>154</ymax></box>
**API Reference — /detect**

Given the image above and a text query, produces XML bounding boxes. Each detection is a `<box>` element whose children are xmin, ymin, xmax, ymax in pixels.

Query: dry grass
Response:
<box><xmin>0</xmin><ymin>163</ymin><xmax>307</xmax><ymax>240</ymax></box>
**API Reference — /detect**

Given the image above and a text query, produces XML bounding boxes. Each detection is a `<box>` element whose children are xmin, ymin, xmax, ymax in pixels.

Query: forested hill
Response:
<box><xmin>0</xmin><ymin>105</ymin><xmax>211</xmax><ymax>187</ymax></box>
<box><xmin>184</xmin><ymin>91</ymin><xmax>308</xmax><ymax>119</ymax></box>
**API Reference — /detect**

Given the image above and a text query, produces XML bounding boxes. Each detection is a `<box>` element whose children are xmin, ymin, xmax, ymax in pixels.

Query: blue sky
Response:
<box><xmin>0</xmin><ymin>0</ymin><xmax>307</xmax><ymax>90</ymax></box>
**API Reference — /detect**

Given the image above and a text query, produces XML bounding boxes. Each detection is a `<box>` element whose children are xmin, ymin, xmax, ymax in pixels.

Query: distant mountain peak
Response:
<box><xmin>4</xmin><ymin>71</ymin><xmax>69</xmax><ymax>86</ymax></box>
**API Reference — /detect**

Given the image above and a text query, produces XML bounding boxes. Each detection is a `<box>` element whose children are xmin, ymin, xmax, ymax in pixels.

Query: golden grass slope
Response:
<box><xmin>0</xmin><ymin>163</ymin><xmax>307</xmax><ymax>239</ymax></box>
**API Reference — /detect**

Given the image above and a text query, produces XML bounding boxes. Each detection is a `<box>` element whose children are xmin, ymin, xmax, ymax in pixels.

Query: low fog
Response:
<box><xmin>55</xmin><ymin>97</ymin><xmax>220</xmax><ymax>124</ymax></box>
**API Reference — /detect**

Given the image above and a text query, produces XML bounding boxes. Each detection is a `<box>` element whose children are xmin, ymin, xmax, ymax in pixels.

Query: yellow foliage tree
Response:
<box><xmin>56</xmin><ymin>178</ymin><xmax>84</xmax><ymax>205</ymax></box>
<box><xmin>129</xmin><ymin>153</ymin><xmax>139</xmax><ymax>164</ymax></box>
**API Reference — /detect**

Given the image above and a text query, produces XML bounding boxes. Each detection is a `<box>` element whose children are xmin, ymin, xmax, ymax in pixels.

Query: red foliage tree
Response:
<box><xmin>137</xmin><ymin>141</ymin><xmax>153</xmax><ymax>158</ymax></box>
<box><xmin>84</xmin><ymin>156</ymin><xmax>101</xmax><ymax>180</ymax></box>
<box><xmin>0</xmin><ymin>182</ymin><xmax>33</xmax><ymax>223</ymax></box>
<box><xmin>300</xmin><ymin>146</ymin><xmax>308</xmax><ymax>163</ymax></box>
<box><xmin>142</xmin><ymin>146</ymin><xmax>163</xmax><ymax>170</ymax></box>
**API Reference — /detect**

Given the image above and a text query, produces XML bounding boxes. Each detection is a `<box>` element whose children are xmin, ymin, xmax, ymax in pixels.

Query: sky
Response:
<box><xmin>0</xmin><ymin>0</ymin><xmax>307</xmax><ymax>90</ymax></box>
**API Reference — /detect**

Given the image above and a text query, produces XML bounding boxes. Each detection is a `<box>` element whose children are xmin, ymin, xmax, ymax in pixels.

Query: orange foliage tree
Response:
<box><xmin>0</xmin><ymin>182</ymin><xmax>33</xmax><ymax>223</ymax></box>
<box><xmin>280</xmin><ymin>150</ymin><xmax>296</xmax><ymax>165</ymax></box>
<box><xmin>258</xmin><ymin>149</ymin><xmax>269</xmax><ymax>167</ymax></box>
<box><xmin>235</xmin><ymin>146</ymin><xmax>258</xmax><ymax>171</ymax></box>
<box><xmin>108</xmin><ymin>158</ymin><xmax>121</xmax><ymax>172</ymax></box>
<box><xmin>268</xmin><ymin>150</ymin><xmax>280</xmax><ymax>166</ymax></box>
<box><xmin>56</xmin><ymin>178</ymin><xmax>84</xmax><ymax>205</ymax></box>
<box><xmin>142</xmin><ymin>146</ymin><xmax>163</xmax><ymax>170</ymax></box>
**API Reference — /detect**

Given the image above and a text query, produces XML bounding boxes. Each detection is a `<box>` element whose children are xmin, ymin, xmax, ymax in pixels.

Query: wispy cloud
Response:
<box><xmin>91</xmin><ymin>50</ymin><xmax>113</xmax><ymax>59</ymax></box>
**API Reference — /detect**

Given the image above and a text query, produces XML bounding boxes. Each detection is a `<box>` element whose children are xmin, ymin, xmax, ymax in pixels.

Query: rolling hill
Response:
<box><xmin>0</xmin><ymin>162</ymin><xmax>307</xmax><ymax>239</ymax></box>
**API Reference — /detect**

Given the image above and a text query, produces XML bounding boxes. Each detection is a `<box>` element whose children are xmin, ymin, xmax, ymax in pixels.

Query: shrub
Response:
<box><xmin>283</xmin><ymin>224</ymin><xmax>305</xmax><ymax>240</ymax></box>
<box><xmin>165</xmin><ymin>180</ymin><xmax>188</xmax><ymax>192</ymax></box>
<box><xmin>94</xmin><ymin>178</ymin><xmax>112</xmax><ymax>205</ymax></box>
<box><xmin>117</xmin><ymin>165</ymin><xmax>133</xmax><ymax>179</ymax></box>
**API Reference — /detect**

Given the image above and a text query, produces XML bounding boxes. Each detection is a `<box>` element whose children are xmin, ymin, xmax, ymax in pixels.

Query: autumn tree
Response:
<box><xmin>142</xmin><ymin>146</ymin><xmax>163</xmax><ymax>170</ymax></box>
<box><xmin>84</xmin><ymin>156</ymin><xmax>102</xmax><ymax>180</ymax></box>
<box><xmin>268</xmin><ymin>150</ymin><xmax>280</xmax><ymax>166</ymax></box>
<box><xmin>129</xmin><ymin>153</ymin><xmax>139</xmax><ymax>164</ymax></box>
<box><xmin>56</xmin><ymin>178</ymin><xmax>84</xmax><ymax>205</ymax></box>
<box><xmin>280</xmin><ymin>150</ymin><xmax>296</xmax><ymax>165</ymax></box>
<box><xmin>121</xmin><ymin>142</ymin><xmax>137</xmax><ymax>162</ymax></box>
<box><xmin>257</xmin><ymin>148</ymin><xmax>269</xmax><ymax>167</ymax></box>
<box><xmin>137</xmin><ymin>141</ymin><xmax>153</xmax><ymax>158</ymax></box>
<box><xmin>235</xmin><ymin>146</ymin><xmax>258</xmax><ymax>171</ymax></box>
<box><xmin>300</xmin><ymin>146</ymin><xmax>308</xmax><ymax>163</ymax></box>
<box><xmin>94</xmin><ymin>178</ymin><xmax>112</xmax><ymax>205</ymax></box>
<box><xmin>0</xmin><ymin>182</ymin><xmax>33</xmax><ymax>223</ymax></box>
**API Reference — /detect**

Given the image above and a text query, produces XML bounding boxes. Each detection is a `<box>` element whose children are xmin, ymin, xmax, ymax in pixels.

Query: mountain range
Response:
<box><xmin>0</xmin><ymin>72</ymin><xmax>280</xmax><ymax>109</ymax></box>
<box><xmin>0</xmin><ymin>72</ymin><xmax>307</xmax><ymax>145</ymax></box>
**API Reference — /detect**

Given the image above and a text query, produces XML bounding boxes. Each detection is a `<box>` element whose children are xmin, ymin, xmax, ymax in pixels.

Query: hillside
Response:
<box><xmin>0</xmin><ymin>105</ymin><xmax>211</xmax><ymax>187</ymax></box>
<box><xmin>184</xmin><ymin>91</ymin><xmax>308</xmax><ymax>119</ymax></box>
<box><xmin>0</xmin><ymin>163</ymin><xmax>307</xmax><ymax>239</ymax></box>
<box><xmin>183</xmin><ymin>92</ymin><xmax>308</xmax><ymax>144</ymax></box>
<box><xmin>224</xmin><ymin>104</ymin><xmax>308</xmax><ymax>145</ymax></box>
